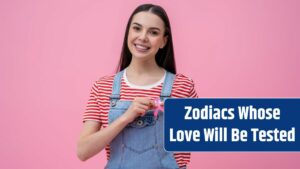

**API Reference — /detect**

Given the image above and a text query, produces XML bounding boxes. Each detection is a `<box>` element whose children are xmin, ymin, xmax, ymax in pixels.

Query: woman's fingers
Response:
<box><xmin>137</xmin><ymin>104</ymin><xmax>149</xmax><ymax>112</ymax></box>
<box><xmin>160</xmin><ymin>101</ymin><xmax>164</xmax><ymax>107</ymax></box>
<box><xmin>137</xmin><ymin>107</ymin><xmax>147</xmax><ymax>116</ymax></box>
<box><xmin>135</xmin><ymin>97</ymin><xmax>153</xmax><ymax>107</ymax></box>
<box><xmin>130</xmin><ymin>97</ymin><xmax>165</xmax><ymax>118</ymax></box>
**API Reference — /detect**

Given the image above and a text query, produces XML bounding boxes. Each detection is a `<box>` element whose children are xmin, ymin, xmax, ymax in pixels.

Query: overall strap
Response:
<box><xmin>160</xmin><ymin>71</ymin><xmax>175</xmax><ymax>101</ymax></box>
<box><xmin>109</xmin><ymin>70</ymin><xmax>124</xmax><ymax>106</ymax></box>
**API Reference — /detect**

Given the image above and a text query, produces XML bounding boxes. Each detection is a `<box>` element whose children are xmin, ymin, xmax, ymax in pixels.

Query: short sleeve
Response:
<box><xmin>188</xmin><ymin>78</ymin><xmax>198</xmax><ymax>98</ymax></box>
<box><xmin>82</xmin><ymin>81</ymin><xmax>101</xmax><ymax>123</ymax></box>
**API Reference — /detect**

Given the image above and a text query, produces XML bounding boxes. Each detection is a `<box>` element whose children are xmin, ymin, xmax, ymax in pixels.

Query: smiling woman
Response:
<box><xmin>77</xmin><ymin>4</ymin><xmax>198</xmax><ymax>169</ymax></box>
<box><xmin>127</xmin><ymin>12</ymin><xmax>167</xmax><ymax>60</ymax></box>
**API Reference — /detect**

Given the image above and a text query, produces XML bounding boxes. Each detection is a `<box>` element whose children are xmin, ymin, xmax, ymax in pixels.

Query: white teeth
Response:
<box><xmin>135</xmin><ymin>44</ymin><xmax>149</xmax><ymax>50</ymax></box>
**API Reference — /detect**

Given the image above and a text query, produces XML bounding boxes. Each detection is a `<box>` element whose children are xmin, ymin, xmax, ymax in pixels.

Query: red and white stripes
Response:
<box><xmin>83</xmin><ymin>73</ymin><xmax>198</xmax><ymax>168</ymax></box>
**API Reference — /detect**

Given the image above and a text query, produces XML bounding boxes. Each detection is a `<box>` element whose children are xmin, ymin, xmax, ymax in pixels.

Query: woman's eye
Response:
<box><xmin>133</xmin><ymin>26</ymin><xmax>141</xmax><ymax>31</ymax></box>
<box><xmin>149</xmin><ymin>31</ymin><xmax>158</xmax><ymax>36</ymax></box>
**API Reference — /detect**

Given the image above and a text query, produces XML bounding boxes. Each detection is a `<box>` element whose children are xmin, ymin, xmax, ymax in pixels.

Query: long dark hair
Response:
<box><xmin>117</xmin><ymin>4</ymin><xmax>176</xmax><ymax>74</ymax></box>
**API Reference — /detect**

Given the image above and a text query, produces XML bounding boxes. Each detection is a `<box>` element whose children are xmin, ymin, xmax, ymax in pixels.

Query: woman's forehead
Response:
<box><xmin>131</xmin><ymin>12</ymin><xmax>165</xmax><ymax>29</ymax></box>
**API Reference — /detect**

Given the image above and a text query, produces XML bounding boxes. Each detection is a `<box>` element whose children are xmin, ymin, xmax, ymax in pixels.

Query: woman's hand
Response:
<box><xmin>122</xmin><ymin>97</ymin><xmax>154</xmax><ymax>124</ymax></box>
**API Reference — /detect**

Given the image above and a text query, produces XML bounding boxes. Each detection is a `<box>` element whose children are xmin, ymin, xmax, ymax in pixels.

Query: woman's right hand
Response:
<box><xmin>122</xmin><ymin>97</ymin><xmax>154</xmax><ymax>124</ymax></box>
<box><xmin>77</xmin><ymin>97</ymin><xmax>153</xmax><ymax>161</ymax></box>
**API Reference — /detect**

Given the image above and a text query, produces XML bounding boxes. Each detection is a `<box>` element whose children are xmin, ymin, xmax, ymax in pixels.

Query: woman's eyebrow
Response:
<box><xmin>132</xmin><ymin>22</ymin><xmax>141</xmax><ymax>26</ymax></box>
<box><xmin>132</xmin><ymin>22</ymin><xmax>161</xmax><ymax>31</ymax></box>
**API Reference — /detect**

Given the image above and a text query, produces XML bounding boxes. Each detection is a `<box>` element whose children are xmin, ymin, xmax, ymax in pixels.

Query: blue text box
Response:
<box><xmin>164</xmin><ymin>98</ymin><xmax>300</xmax><ymax>151</ymax></box>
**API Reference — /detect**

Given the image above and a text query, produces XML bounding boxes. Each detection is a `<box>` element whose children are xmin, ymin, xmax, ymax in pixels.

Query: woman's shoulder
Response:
<box><xmin>172</xmin><ymin>73</ymin><xmax>198</xmax><ymax>98</ymax></box>
<box><xmin>96</xmin><ymin>74</ymin><xmax>116</xmax><ymax>83</ymax></box>
<box><xmin>91</xmin><ymin>73</ymin><xmax>117</xmax><ymax>90</ymax></box>
<box><xmin>173</xmin><ymin>73</ymin><xmax>196</xmax><ymax>85</ymax></box>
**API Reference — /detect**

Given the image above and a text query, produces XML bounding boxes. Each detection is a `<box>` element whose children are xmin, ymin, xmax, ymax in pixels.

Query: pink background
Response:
<box><xmin>1</xmin><ymin>0</ymin><xmax>299</xmax><ymax>168</ymax></box>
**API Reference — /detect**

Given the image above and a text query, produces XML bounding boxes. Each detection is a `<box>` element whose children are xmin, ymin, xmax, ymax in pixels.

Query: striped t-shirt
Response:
<box><xmin>83</xmin><ymin>70</ymin><xmax>198</xmax><ymax>168</ymax></box>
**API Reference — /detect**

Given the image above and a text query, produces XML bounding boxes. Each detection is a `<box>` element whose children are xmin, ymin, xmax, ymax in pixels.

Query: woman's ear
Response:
<box><xmin>160</xmin><ymin>35</ymin><xmax>168</xmax><ymax>49</ymax></box>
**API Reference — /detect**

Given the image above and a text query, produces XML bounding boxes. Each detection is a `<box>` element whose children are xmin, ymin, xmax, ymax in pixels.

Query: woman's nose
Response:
<box><xmin>138</xmin><ymin>31</ymin><xmax>148</xmax><ymax>42</ymax></box>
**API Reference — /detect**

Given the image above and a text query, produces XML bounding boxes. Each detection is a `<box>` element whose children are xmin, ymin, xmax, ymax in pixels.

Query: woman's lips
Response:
<box><xmin>134</xmin><ymin>43</ymin><xmax>150</xmax><ymax>53</ymax></box>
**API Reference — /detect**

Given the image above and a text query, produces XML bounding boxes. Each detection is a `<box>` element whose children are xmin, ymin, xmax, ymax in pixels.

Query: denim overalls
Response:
<box><xmin>105</xmin><ymin>70</ymin><xmax>184</xmax><ymax>169</ymax></box>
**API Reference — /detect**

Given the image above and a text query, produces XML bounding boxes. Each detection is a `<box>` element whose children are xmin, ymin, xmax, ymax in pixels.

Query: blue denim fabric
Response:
<box><xmin>105</xmin><ymin>70</ymin><xmax>184</xmax><ymax>169</ymax></box>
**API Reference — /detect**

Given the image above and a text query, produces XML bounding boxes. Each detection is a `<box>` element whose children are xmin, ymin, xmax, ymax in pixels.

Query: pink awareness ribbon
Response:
<box><xmin>153</xmin><ymin>98</ymin><xmax>164</xmax><ymax>119</ymax></box>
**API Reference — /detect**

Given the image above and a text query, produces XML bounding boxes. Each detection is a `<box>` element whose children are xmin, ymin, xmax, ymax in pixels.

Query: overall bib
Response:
<box><xmin>105</xmin><ymin>70</ymin><xmax>184</xmax><ymax>169</ymax></box>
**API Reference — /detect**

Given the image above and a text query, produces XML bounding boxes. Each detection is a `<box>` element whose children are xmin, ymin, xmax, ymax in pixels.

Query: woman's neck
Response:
<box><xmin>126</xmin><ymin>57</ymin><xmax>163</xmax><ymax>76</ymax></box>
<box><xmin>125</xmin><ymin>57</ymin><xmax>165</xmax><ymax>86</ymax></box>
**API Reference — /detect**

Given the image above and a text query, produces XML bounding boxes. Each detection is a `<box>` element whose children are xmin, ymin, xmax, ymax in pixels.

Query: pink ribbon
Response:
<box><xmin>153</xmin><ymin>98</ymin><xmax>163</xmax><ymax>119</ymax></box>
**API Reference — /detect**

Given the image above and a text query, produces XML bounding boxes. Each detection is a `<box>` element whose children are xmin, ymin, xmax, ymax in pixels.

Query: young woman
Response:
<box><xmin>77</xmin><ymin>4</ymin><xmax>197</xmax><ymax>169</ymax></box>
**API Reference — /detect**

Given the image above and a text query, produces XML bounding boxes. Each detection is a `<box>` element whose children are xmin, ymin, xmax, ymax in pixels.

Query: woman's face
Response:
<box><xmin>127</xmin><ymin>11</ymin><xmax>167</xmax><ymax>60</ymax></box>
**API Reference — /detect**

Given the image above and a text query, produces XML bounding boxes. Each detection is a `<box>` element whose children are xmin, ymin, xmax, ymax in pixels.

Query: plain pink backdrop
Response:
<box><xmin>0</xmin><ymin>0</ymin><xmax>299</xmax><ymax>168</ymax></box>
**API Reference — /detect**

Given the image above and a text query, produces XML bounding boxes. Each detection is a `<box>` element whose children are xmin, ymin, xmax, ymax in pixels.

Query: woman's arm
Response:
<box><xmin>76</xmin><ymin>115</ymin><xmax>129</xmax><ymax>161</ymax></box>
<box><xmin>77</xmin><ymin>97</ymin><xmax>153</xmax><ymax>161</ymax></box>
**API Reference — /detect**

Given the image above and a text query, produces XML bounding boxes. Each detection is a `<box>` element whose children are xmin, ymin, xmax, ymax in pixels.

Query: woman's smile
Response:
<box><xmin>134</xmin><ymin>43</ymin><xmax>151</xmax><ymax>53</ymax></box>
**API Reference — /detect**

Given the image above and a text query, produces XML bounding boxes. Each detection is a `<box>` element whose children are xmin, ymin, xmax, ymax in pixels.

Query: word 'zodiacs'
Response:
<box><xmin>184</xmin><ymin>105</ymin><xmax>281</xmax><ymax>120</ymax></box>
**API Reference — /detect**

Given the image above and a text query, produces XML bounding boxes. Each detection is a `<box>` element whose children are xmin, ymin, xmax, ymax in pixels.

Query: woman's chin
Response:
<box><xmin>131</xmin><ymin>52</ymin><xmax>152</xmax><ymax>59</ymax></box>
